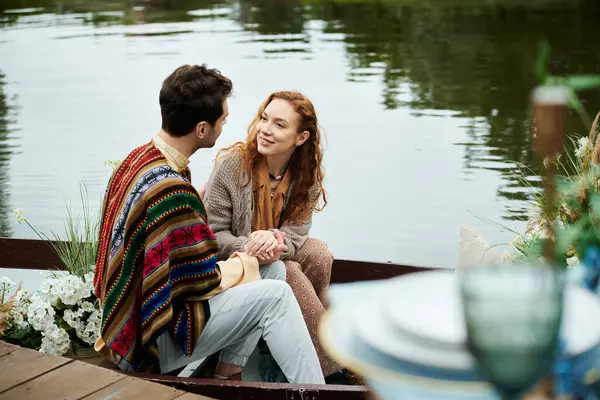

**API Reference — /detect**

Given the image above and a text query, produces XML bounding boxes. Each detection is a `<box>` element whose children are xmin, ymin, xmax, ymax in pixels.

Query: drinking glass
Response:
<box><xmin>459</xmin><ymin>264</ymin><xmax>565</xmax><ymax>399</ymax></box>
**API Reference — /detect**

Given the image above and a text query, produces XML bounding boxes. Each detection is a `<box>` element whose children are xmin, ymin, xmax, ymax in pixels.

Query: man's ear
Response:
<box><xmin>195</xmin><ymin>121</ymin><xmax>209</xmax><ymax>139</ymax></box>
<box><xmin>296</xmin><ymin>130</ymin><xmax>310</xmax><ymax>146</ymax></box>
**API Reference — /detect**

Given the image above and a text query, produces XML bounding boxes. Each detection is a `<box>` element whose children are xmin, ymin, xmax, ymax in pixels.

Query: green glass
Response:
<box><xmin>459</xmin><ymin>264</ymin><xmax>565</xmax><ymax>400</ymax></box>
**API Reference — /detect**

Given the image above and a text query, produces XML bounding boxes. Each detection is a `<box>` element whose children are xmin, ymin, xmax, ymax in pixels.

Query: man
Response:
<box><xmin>93</xmin><ymin>64</ymin><xmax>325</xmax><ymax>384</ymax></box>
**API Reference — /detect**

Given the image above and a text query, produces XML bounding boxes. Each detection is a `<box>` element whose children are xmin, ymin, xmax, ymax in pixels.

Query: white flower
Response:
<box><xmin>543</xmin><ymin>156</ymin><xmax>551</xmax><ymax>169</ymax></box>
<box><xmin>27</xmin><ymin>299</ymin><xmax>56</xmax><ymax>332</ymax></box>
<box><xmin>79</xmin><ymin>310</ymin><xmax>101</xmax><ymax>345</ymax></box>
<box><xmin>62</xmin><ymin>294</ymin><xmax>78</xmax><ymax>306</ymax></box>
<box><xmin>39</xmin><ymin>279</ymin><xmax>52</xmax><ymax>295</ymax></box>
<box><xmin>40</xmin><ymin>324</ymin><xmax>71</xmax><ymax>356</ymax></box>
<box><xmin>0</xmin><ymin>276</ymin><xmax>15</xmax><ymax>286</ymax></box>
<box><xmin>543</xmin><ymin>154</ymin><xmax>562</xmax><ymax>169</ymax></box>
<box><xmin>104</xmin><ymin>159</ymin><xmax>122</xmax><ymax>171</ymax></box>
<box><xmin>11</xmin><ymin>310</ymin><xmax>25</xmax><ymax>328</ymax></box>
<box><xmin>0</xmin><ymin>276</ymin><xmax>15</xmax><ymax>295</ymax></box>
<box><xmin>575</xmin><ymin>137</ymin><xmax>592</xmax><ymax>159</ymax></box>
<box><xmin>42</xmin><ymin>274</ymin><xmax>91</xmax><ymax>306</ymax></box>
<box><xmin>12</xmin><ymin>208</ymin><xmax>25</xmax><ymax>224</ymax></box>
<box><xmin>63</xmin><ymin>309</ymin><xmax>85</xmax><ymax>334</ymax></box>
<box><xmin>12</xmin><ymin>290</ymin><xmax>30</xmax><ymax>315</ymax></box>
<box><xmin>81</xmin><ymin>301</ymin><xmax>95</xmax><ymax>313</ymax></box>
<box><xmin>567</xmin><ymin>256</ymin><xmax>580</xmax><ymax>267</ymax></box>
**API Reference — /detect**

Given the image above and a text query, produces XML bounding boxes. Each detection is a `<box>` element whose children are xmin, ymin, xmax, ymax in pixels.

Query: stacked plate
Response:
<box><xmin>319</xmin><ymin>269</ymin><xmax>600</xmax><ymax>400</ymax></box>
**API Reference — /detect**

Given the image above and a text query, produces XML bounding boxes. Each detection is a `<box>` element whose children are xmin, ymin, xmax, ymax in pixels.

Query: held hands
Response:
<box><xmin>243</xmin><ymin>229</ymin><xmax>288</xmax><ymax>264</ymax></box>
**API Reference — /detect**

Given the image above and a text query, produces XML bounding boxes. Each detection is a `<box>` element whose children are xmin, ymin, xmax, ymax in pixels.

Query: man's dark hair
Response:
<box><xmin>159</xmin><ymin>64</ymin><xmax>233</xmax><ymax>137</ymax></box>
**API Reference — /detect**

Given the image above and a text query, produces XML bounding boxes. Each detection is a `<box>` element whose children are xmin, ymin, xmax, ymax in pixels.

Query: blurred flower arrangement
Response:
<box><xmin>505</xmin><ymin>108</ymin><xmax>600</xmax><ymax>269</ymax></box>
<box><xmin>505</xmin><ymin>41</ymin><xmax>600</xmax><ymax>269</ymax></box>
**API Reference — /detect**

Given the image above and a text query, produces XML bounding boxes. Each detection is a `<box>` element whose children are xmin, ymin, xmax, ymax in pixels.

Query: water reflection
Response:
<box><xmin>2</xmin><ymin>0</ymin><xmax>600</xmax><ymax>226</ymax></box>
<box><xmin>306</xmin><ymin>0</ymin><xmax>600</xmax><ymax>218</ymax></box>
<box><xmin>0</xmin><ymin>70</ymin><xmax>17</xmax><ymax>237</ymax></box>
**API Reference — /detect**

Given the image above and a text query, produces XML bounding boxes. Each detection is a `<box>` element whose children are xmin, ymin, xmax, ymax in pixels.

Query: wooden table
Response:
<box><xmin>0</xmin><ymin>340</ymin><xmax>214</xmax><ymax>400</ymax></box>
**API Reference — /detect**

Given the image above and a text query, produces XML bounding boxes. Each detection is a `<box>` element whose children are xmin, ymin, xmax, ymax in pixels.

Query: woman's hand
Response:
<box><xmin>244</xmin><ymin>230</ymin><xmax>279</xmax><ymax>257</ymax></box>
<box><xmin>256</xmin><ymin>229</ymin><xmax>288</xmax><ymax>264</ymax></box>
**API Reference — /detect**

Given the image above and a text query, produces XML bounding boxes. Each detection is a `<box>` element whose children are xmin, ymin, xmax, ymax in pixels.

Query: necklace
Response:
<box><xmin>269</xmin><ymin>165</ymin><xmax>288</xmax><ymax>181</ymax></box>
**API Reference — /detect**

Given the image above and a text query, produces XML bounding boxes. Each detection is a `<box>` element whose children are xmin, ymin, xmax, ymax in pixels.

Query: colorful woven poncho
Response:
<box><xmin>94</xmin><ymin>142</ymin><xmax>222</xmax><ymax>371</ymax></box>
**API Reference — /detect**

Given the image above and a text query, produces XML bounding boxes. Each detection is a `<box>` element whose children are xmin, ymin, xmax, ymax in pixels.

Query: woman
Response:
<box><xmin>204</xmin><ymin>91</ymin><xmax>346</xmax><ymax>382</ymax></box>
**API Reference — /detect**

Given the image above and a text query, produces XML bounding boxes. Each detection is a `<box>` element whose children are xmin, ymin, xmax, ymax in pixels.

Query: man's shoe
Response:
<box><xmin>324</xmin><ymin>369</ymin><xmax>360</xmax><ymax>385</ymax></box>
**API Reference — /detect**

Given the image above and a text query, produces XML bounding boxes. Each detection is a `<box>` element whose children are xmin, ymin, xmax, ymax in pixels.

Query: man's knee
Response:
<box><xmin>257</xmin><ymin>279</ymin><xmax>293</xmax><ymax>302</ymax></box>
<box><xmin>260</xmin><ymin>260</ymin><xmax>286</xmax><ymax>281</ymax></box>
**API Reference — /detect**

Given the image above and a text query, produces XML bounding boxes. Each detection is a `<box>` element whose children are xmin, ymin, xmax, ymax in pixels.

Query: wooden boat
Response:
<box><xmin>0</xmin><ymin>237</ymin><xmax>438</xmax><ymax>399</ymax></box>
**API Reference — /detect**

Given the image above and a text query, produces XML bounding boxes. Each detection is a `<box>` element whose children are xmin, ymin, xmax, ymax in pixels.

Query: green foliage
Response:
<box><xmin>2</xmin><ymin>324</ymin><xmax>42</xmax><ymax>349</ymax></box>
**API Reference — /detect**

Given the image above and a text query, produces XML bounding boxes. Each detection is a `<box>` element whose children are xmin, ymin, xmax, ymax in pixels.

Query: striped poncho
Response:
<box><xmin>94</xmin><ymin>142</ymin><xmax>222</xmax><ymax>372</ymax></box>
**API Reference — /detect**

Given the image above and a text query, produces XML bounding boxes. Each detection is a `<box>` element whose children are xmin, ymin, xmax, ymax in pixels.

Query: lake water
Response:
<box><xmin>1</xmin><ymin>0</ymin><xmax>600</xmax><ymax>269</ymax></box>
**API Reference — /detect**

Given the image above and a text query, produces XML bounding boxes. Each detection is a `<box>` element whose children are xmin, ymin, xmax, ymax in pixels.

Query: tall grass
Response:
<box><xmin>22</xmin><ymin>181</ymin><xmax>100</xmax><ymax>278</ymax></box>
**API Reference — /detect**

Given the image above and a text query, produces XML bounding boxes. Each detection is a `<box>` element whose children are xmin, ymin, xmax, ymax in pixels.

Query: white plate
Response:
<box><xmin>319</xmin><ymin>295</ymin><xmax>495</xmax><ymax>399</ymax></box>
<box><xmin>381</xmin><ymin>270</ymin><xmax>466</xmax><ymax>350</ymax></box>
<box><xmin>350</xmin><ymin>270</ymin><xmax>600</xmax><ymax>367</ymax></box>
<box><xmin>350</xmin><ymin>272</ymin><xmax>474</xmax><ymax>370</ymax></box>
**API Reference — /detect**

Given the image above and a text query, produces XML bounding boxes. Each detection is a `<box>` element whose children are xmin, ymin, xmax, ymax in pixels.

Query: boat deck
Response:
<box><xmin>0</xmin><ymin>340</ymin><xmax>214</xmax><ymax>400</ymax></box>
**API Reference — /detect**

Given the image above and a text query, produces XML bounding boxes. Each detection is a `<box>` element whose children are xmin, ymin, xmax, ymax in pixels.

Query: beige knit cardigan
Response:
<box><xmin>204</xmin><ymin>149</ymin><xmax>319</xmax><ymax>261</ymax></box>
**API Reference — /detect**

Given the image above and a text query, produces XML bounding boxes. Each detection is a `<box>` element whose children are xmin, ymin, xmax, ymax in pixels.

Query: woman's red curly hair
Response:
<box><xmin>217</xmin><ymin>90</ymin><xmax>327</xmax><ymax>224</ymax></box>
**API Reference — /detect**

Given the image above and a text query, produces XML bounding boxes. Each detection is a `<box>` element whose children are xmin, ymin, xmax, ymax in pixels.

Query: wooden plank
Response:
<box><xmin>134</xmin><ymin>374</ymin><xmax>369</xmax><ymax>400</ymax></box>
<box><xmin>0</xmin><ymin>237</ymin><xmax>437</xmax><ymax>283</ymax></box>
<box><xmin>0</xmin><ymin>341</ymin><xmax>18</xmax><ymax>357</ymax></box>
<box><xmin>81</xmin><ymin>377</ymin><xmax>189</xmax><ymax>400</ymax></box>
<box><xmin>175</xmin><ymin>394</ymin><xmax>215</xmax><ymax>400</ymax></box>
<box><xmin>0</xmin><ymin>348</ymin><xmax>72</xmax><ymax>393</ymax></box>
<box><xmin>0</xmin><ymin>238</ymin><xmax>64</xmax><ymax>270</ymax></box>
<box><xmin>1</xmin><ymin>359</ymin><xmax>124</xmax><ymax>400</ymax></box>
<box><xmin>330</xmin><ymin>259</ymin><xmax>436</xmax><ymax>283</ymax></box>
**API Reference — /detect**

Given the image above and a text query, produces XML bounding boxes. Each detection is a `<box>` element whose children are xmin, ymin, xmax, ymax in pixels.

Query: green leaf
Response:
<box><xmin>6</xmin><ymin>328</ymin><xmax>28</xmax><ymax>341</ymax></box>
<box><xmin>590</xmin><ymin>193</ymin><xmax>600</xmax><ymax>216</ymax></box>
<box><xmin>54</xmin><ymin>299</ymin><xmax>67</xmax><ymax>311</ymax></box>
<box><xmin>544</xmin><ymin>75</ymin><xmax>564</xmax><ymax>86</ymax></box>
<box><xmin>57</xmin><ymin>317</ymin><xmax>72</xmax><ymax>331</ymax></box>
<box><xmin>535</xmin><ymin>40</ymin><xmax>551</xmax><ymax>83</ymax></box>
<box><xmin>556</xmin><ymin>176</ymin><xmax>579</xmax><ymax>195</ymax></box>
<box><xmin>555</xmin><ymin>221</ymin><xmax>585</xmax><ymax>257</ymax></box>
<box><xmin>564</xmin><ymin>75</ymin><xmax>600</xmax><ymax>91</ymax></box>
<box><xmin>567</xmin><ymin>88</ymin><xmax>585</xmax><ymax>111</ymax></box>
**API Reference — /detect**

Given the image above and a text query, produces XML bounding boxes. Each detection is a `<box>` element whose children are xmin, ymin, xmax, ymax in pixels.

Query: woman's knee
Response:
<box><xmin>303</xmin><ymin>239</ymin><xmax>334</xmax><ymax>266</ymax></box>
<box><xmin>284</xmin><ymin>261</ymin><xmax>303</xmax><ymax>283</ymax></box>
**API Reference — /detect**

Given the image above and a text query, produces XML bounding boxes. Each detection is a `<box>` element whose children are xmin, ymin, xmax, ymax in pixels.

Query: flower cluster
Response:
<box><xmin>575</xmin><ymin>137</ymin><xmax>592</xmax><ymax>160</ymax></box>
<box><xmin>39</xmin><ymin>271</ymin><xmax>94</xmax><ymax>307</ymax></box>
<box><xmin>0</xmin><ymin>277</ymin><xmax>30</xmax><ymax>338</ymax></box>
<box><xmin>0</xmin><ymin>268</ymin><xmax>101</xmax><ymax>356</ymax></box>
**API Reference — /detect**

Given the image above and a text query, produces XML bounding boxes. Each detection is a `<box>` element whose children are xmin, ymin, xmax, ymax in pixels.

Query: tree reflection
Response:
<box><xmin>305</xmin><ymin>0</ymin><xmax>600</xmax><ymax>219</ymax></box>
<box><xmin>3</xmin><ymin>0</ymin><xmax>600</xmax><ymax>220</ymax></box>
<box><xmin>0</xmin><ymin>71</ymin><xmax>17</xmax><ymax>237</ymax></box>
